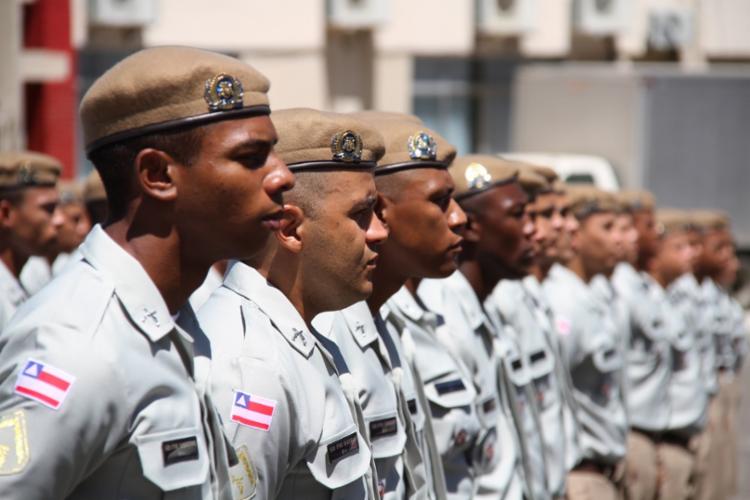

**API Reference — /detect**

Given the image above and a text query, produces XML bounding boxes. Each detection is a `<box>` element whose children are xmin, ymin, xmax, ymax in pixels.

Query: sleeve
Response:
<box><xmin>0</xmin><ymin>322</ymin><xmax>129</xmax><ymax>499</ymax></box>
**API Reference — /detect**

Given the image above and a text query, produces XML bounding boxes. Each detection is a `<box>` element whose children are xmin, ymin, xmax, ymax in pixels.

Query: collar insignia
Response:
<box><xmin>204</xmin><ymin>73</ymin><xmax>244</xmax><ymax>112</ymax></box>
<box><xmin>407</xmin><ymin>131</ymin><xmax>437</xmax><ymax>160</ymax></box>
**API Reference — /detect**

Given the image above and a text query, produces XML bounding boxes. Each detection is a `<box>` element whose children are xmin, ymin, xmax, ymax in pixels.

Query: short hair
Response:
<box><xmin>87</xmin><ymin>124</ymin><xmax>207</xmax><ymax>222</ymax></box>
<box><xmin>284</xmin><ymin>171</ymin><xmax>339</xmax><ymax>219</ymax></box>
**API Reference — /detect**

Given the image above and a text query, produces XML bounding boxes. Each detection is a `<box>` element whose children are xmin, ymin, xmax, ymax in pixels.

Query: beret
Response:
<box><xmin>450</xmin><ymin>155</ymin><xmax>518</xmax><ymax>200</ymax></box>
<box><xmin>0</xmin><ymin>151</ymin><xmax>61</xmax><ymax>189</ymax></box>
<box><xmin>81</xmin><ymin>46</ymin><xmax>271</xmax><ymax>154</ymax></box>
<box><xmin>617</xmin><ymin>190</ymin><xmax>656</xmax><ymax>212</ymax></box>
<box><xmin>351</xmin><ymin>112</ymin><xmax>456</xmax><ymax>175</ymax></box>
<box><xmin>272</xmin><ymin>108</ymin><xmax>384</xmax><ymax>172</ymax></box>
<box><xmin>83</xmin><ymin>170</ymin><xmax>107</xmax><ymax>203</ymax></box>
<box><xmin>57</xmin><ymin>180</ymin><xmax>84</xmax><ymax>204</ymax></box>
<box><xmin>517</xmin><ymin>165</ymin><xmax>549</xmax><ymax>194</ymax></box>
<box><xmin>566</xmin><ymin>184</ymin><xmax>619</xmax><ymax>219</ymax></box>
<box><xmin>655</xmin><ymin>208</ymin><xmax>691</xmax><ymax>235</ymax></box>
<box><xmin>690</xmin><ymin>210</ymin><xmax>730</xmax><ymax>231</ymax></box>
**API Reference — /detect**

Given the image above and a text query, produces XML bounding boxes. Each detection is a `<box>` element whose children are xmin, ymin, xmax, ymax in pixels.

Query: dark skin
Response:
<box><xmin>0</xmin><ymin>186</ymin><xmax>63</xmax><ymax>278</ymax></box>
<box><xmin>633</xmin><ymin>209</ymin><xmax>659</xmax><ymax>271</ymax></box>
<box><xmin>567</xmin><ymin>211</ymin><xmax>620</xmax><ymax>283</ymax></box>
<box><xmin>458</xmin><ymin>181</ymin><xmax>533</xmax><ymax>303</ymax></box>
<box><xmin>105</xmin><ymin>115</ymin><xmax>294</xmax><ymax>313</ymax></box>
<box><xmin>528</xmin><ymin>191</ymin><xmax>562</xmax><ymax>282</ymax></box>
<box><xmin>367</xmin><ymin>168</ymin><xmax>466</xmax><ymax>313</ymax></box>
<box><xmin>696</xmin><ymin>228</ymin><xmax>735</xmax><ymax>283</ymax></box>
<box><xmin>648</xmin><ymin>230</ymin><xmax>694</xmax><ymax>288</ymax></box>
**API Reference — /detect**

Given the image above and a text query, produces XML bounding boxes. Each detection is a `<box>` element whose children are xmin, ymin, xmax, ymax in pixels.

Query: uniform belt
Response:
<box><xmin>633</xmin><ymin>427</ymin><xmax>691</xmax><ymax>449</ymax></box>
<box><xmin>573</xmin><ymin>459</ymin><xmax>617</xmax><ymax>481</ymax></box>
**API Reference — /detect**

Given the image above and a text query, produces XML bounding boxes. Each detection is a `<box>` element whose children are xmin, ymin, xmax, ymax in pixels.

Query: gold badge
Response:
<box><xmin>464</xmin><ymin>162</ymin><xmax>492</xmax><ymax>190</ymax></box>
<box><xmin>330</xmin><ymin>130</ymin><xmax>363</xmax><ymax>162</ymax></box>
<box><xmin>407</xmin><ymin>131</ymin><xmax>438</xmax><ymax>161</ymax></box>
<box><xmin>229</xmin><ymin>445</ymin><xmax>257</xmax><ymax>500</ymax></box>
<box><xmin>0</xmin><ymin>410</ymin><xmax>29</xmax><ymax>475</ymax></box>
<box><xmin>204</xmin><ymin>73</ymin><xmax>244</xmax><ymax>112</ymax></box>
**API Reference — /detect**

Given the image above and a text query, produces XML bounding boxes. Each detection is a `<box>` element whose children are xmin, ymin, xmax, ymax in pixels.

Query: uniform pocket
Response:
<box><xmin>134</xmin><ymin>427</ymin><xmax>209</xmax><ymax>491</ymax></box>
<box><xmin>366</xmin><ymin>409</ymin><xmax>407</xmax><ymax>459</ymax></box>
<box><xmin>306</xmin><ymin>424</ymin><xmax>372</xmax><ymax>490</ymax></box>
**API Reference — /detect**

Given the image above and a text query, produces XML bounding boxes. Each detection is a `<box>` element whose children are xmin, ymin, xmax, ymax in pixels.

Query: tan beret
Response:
<box><xmin>450</xmin><ymin>155</ymin><xmax>518</xmax><ymax>200</ymax></box>
<box><xmin>690</xmin><ymin>210</ymin><xmax>730</xmax><ymax>231</ymax></box>
<box><xmin>57</xmin><ymin>180</ymin><xmax>83</xmax><ymax>204</ymax></box>
<box><xmin>617</xmin><ymin>190</ymin><xmax>655</xmax><ymax>211</ymax></box>
<box><xmin>353</xmin><ymin>110</ymin><xmax>423</xmax><ymax>125</ymax></box>
<box><xmin>272</xmin><ymin>108</ymin><xmax>384</xmax><ymax>171</ymax></box>
<box><xmin>566</xmin><ymin>184</ymin><xmax>619</xmax><ymax>219</ymax></box>
<box><xmin>352</xmin><ymin>113</ymin><xmax>456</xmax><ymax>175</ymax></box>
<box><xmin>551</xmin><ymin>179</ymin><xmax>567</xmax><ymax>194</ymax></box>
<box><xmin>655</xmin><ymin>209</ymin><xmax>691</xmax><ymax>235</ymax></box>
<box><xmin>517</xmin><ymin>165</ymin><xmax>549</xmax><ymax>194</ymax></box>
<box><xmin>81</xmin><ymin>46</ymin><xmax>271</xmax><ymax>154</ymax></box>
<box><xmin>530</xmin><ymin>164</ymin><xmax>558</xmax><ymax>185</ymax></box>
<box><xmin>83</xmin><ymin>170</ymin><xmax>107</xmax><ymax>203</ymax></box>
<box><xmin>0</xmin><ymin>151</ymin><xmax>61</xmax><ymax>189</ymax></box>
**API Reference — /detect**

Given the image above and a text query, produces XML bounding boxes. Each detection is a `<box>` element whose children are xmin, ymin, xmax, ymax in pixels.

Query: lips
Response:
<box><xmin>260</xmin><ymin>210</ymin><xmax>283</xmax><ymax>230</ymax></box>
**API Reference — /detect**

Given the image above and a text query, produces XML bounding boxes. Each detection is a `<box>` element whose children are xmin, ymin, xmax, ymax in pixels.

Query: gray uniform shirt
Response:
<box><xmin>383</xmin><ymin>286</ymin><xmax>482</xmax><ymax>500</ymax></box>
<box><xmin>611</xmin><ymin>263</ymin><xmax>673</xmax><ymax>432</ymax></box>
<box><xmin>0</xmin><ymin>225</ymin><xmax>233</xmax><ymax>499</ymax></box>
<box><xmin>197</xmin><ymin>262</ymin><xmax>374</xmax><ymax>500</ymax></box>
<box><xmin>701</xmin><ymin>279</ymin><xmax>736</xmax><ymax>377</ymax></box>
<box><xmin>0</xmin><ymin>259</ymin><xmax>28</xmax><ymax>330</ymax></box>
<box><xmin>418</xmin><ymin>272</ymin><xmax>523</xmax><ymax>500</ymax></box>
<box><xmin>542</xmin><ymin>264</ymin><xmax>628</xmax><ymax>466</ymax></box>
<box><xmin>313</xmin><ymin>302</ymin><xmax>409</xmax><ymax>500</ymax></box>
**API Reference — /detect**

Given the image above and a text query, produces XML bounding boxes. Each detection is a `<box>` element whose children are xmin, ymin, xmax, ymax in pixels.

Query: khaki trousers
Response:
<box><xmin>624</xmin><ymin>431</ymin><xmax>658</xmax><ymax>500</ymax></box>
<box><xmin>567</xmin><ymin>470</ymin><xmax>622</xmax><ymax>500</ymax></box>
<box><xmin>656</xmin><ymin>442</ymin><xmax>693</xmax><ymax>500</ymax></box>
<box><xmin>694</xmin><ymin>394</ymin><xmax>724</xmax><ymax>500</ymax></box>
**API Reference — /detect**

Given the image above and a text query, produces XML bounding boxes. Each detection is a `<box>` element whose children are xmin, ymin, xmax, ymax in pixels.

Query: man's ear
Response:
<box><xmin>275</xmin><ymin>204</ymin><xmax>304</xmax><ymax>254</ymax></box>
<box><xmin>0</xmin><ymin>199</ymin><xmax>16</xmax><ymax>229</ymax></box>
<box><xmin>135</xmin><ymin>148</ymin><xmax>178</xmax><ymax>202</ymax></box>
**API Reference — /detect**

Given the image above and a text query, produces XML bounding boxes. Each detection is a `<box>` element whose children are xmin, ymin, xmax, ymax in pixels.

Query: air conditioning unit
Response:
<box><xmin>477</xmin><ymin>0</ymin><xmax>537</xmax><ymax>36</ymax></box>
<box><xmin>88</xmin><ymin>0</ymin><xmax>157</xmax><ymax>27</ymax></box>
<box><xmin>328</xmin><ymin>0</ymin><xmax>389</xmax><ymax>29</ymax></box>
<box><xmin>574</xmin><ymin>0</ymin><xmax>627</xmax><ymax>36</ymax></box>
<box><xmin>648</xmin><ymin>7</ymin><xmax>693</xmax><ymax>51</ymax></box>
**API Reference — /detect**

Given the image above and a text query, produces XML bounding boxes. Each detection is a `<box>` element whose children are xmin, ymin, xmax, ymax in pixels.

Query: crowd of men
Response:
<box><xmin>0</xmin><ymin>46</ymin><xmax>746</xmax><ymax>500</ymax></box>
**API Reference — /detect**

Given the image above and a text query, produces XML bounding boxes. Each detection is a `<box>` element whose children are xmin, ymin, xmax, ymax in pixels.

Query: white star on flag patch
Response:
<box><xmin>14</xmin><ymin>358</ymin><xmax>75</xmax><ymax>410</ymax></box>
<box><xmin>230</xmin><ymin>390</ymin><xmax>277</xmax><ymax>431</ymax></box>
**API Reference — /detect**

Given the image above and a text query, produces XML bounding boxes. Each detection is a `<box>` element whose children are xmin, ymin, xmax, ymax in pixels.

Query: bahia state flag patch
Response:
<box><xmin>230</xmin><ymin>390</ymin><xmax>276</xmax><ymax>431</ymax></box>
<box><xmin>14</xmin><ymin>359</ymin><xmax>75</xmax><ymax>410</ymax></box>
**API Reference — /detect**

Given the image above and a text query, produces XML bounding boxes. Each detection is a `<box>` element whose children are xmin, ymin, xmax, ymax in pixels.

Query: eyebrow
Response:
<box><xmin>228</xmin><ymin>137</ymin><xmax>278</xmax><ymax>154</ymax></box>
<box><xmin>350</xmin><ymin>194</ymin><xmax>378</xmax><ymax>213</ymax></box>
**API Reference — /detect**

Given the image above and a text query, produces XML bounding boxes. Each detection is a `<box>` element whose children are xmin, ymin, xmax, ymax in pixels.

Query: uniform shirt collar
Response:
<box><xmin>388</xmin><ymin>285</ymin><xmax>442</xmax><ymax>327</ymax></box>
<box><xmin>445</xmin><ymin>271</ymin><xmax>486</xmax><ymax>331</ymax></box>
<box><xmin>341</xmin><ymin>301</ymin><xmax>379</xmax><ymax>349</ymax></box>
<box><xmin>548</xmin><ymin>263</ymin><xmax>591</xmax><ymax>297</ymax></box>
<box><xmin>222</xmin><ymin>260</ymin><xmax>315</xmax><ymax>357</ymax></box>
<box><xmin>0</xmin><ymin>259</ymin><xmax>27</xmax><ymax>307</ymax></box>
<box><xmin>79</xmin><ymin>225</ymin><xmax>176</xmax><ymax>342</ymax></box>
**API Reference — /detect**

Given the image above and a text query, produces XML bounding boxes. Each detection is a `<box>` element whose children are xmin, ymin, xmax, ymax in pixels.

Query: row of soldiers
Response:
<box><xmin>0</xmin><ymin>46</ymin><xmax>745</xmax><ymax>500</ymax></box>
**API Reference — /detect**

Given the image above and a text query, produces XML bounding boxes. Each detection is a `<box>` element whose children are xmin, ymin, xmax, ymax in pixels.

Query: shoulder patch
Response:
<box><xmin>229</xmin><ymin>444</ymin><xmax>257</xmax><ymax>500</ymax></box>
<box><xmin>0</xmin><ymin>410</ymin><xmax>29</xmax><ymax>475</ymax></box>
<box><xmin>14</xmin><ymin>358</ymin><xmax>75</xmax><ymax>410</ymax></box>
<box><xmin>230</xmin><ymin>390</ymin><xmax>277</xmax><ymax>432</ymax></box>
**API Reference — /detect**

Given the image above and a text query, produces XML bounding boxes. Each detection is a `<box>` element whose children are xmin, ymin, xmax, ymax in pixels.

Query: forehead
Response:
<box><xmin>200</xmin><ymin>115</ymin><xmax>277</xmax><ymax>150</ymax></box>
<box><xmin>399</xmin><ymin>168</ymin><xmax>453</xmax><ymax>195</ymax></box>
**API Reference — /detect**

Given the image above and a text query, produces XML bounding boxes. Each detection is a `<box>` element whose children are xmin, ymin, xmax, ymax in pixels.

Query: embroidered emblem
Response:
<box><xmin>0</xmin><ymin>411</ymin><xmax>29</xmax><ymax>475</ymax></box>
<box><xmin>230</xmin><ymin>391</ymin><xmax>277</xmax><ymax>431</ymax></box>
<box><xmin>230</xmin><ymin>445</ymin><xmax>257</xmax><ymax>500</ymax></box>
<box><xmin>464</xmin><ymin>162</ymin><xmax>492</xmax><ymax>190</ymax></box>
<box><xmin>291</xmin><ymin>328</ymin><xmax>308</xmax><ymax>347</ymax></box>
<box><xmin>204</xmin><ymin>73</ymin><xmax>244</xmax><ymax>112</ymax></box>
<box><xmin>407</xmin><ymin>131</ymin><xmax>437</xmax><ymax>160</ymax></box>
<box><xmin>14</xmin><ymin>359</ymin><xmax>75</xmax><ymax>410</ymax></box>
<box><xmin>330</xmin><ymin>130</ymin><xmax>363</xmax><ymax>162</ymax></box>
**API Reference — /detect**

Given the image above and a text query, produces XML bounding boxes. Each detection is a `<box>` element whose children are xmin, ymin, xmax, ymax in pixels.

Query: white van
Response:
<box><xmin>499</xmin><ymin>152</ymin><xmax>621</xmax><ymax>192</ymax></box>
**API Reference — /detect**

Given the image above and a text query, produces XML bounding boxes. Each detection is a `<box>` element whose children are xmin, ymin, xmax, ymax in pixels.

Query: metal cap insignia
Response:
<box><xmin>204</xmin><ymin>73</ymin><xmax>244</xmax><ymax>112</ymax></box>
<box><xmin>465</xmin><ymin>162</ymin><xmax>492</xmax><ymax>190</ymax></box>
<box><xmin>407</xmin><ymin>131</ymin><xmax>437</xmax><ymax>161</ymax></box>
<box><xmin>330</xmin><ymin>130</ymin><xmax>363</xmax><ymax>162</ymax></box>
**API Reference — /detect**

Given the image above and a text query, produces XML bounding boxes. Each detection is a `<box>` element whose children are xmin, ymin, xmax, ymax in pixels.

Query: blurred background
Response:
<box><xmin>2</xmin><ymin>0</ymin><xmax>750</xmax><ymax>250</ymax></box>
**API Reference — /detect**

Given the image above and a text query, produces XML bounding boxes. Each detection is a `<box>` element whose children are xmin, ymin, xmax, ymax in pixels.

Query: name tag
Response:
<box><xmin>327</xmin><ymin>432</ymin><xmax>359</xmax><ymax>464</ymax></box>
<box><xmin>482</xmin><ymin>398</ymin><xmax>497</xmax><ymax>414</ymax></box>
<box><xmin>370</xmin><ymin>417</ymin><xmax>398</xmax><ymax>439</ymax></box>
<box><xmin>407</xmin><ymin>398</ymin><xmax>418</xmax><ymax>415</ymax></box>
<box><xmin>435</xmin><ymin>379</ymin><xmax>466</xmax><ymax>395</ymax></box>
<box><xmin>162</xmin><ymin>436</ymin><xmax>199</xmax><ymax>466</ymax></box>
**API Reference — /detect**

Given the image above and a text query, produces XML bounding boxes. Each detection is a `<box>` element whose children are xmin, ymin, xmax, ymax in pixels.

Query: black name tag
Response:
<box><xmin>327</xmin><ymin>432</ymin><xmax>359</xmax><ymax>464</ymax></box>
<box><xmin>370</xmin><ymin>417</ymin><xmax>398</xmax><ymax>439</ymax></box>
<box><xmin>435</xmin><ymin>379</ymin><xmax>465</xmax><ymax>395</ymax></box>
<box><xmin>407</xmin><ymin>399</ymin><xmax>418</xmax><ymax>415</ymax></box>
<box><xmin>162</xmin><ymin>436</ymin><xmax>199</xmax><ymax>466</ymax></box>
<box><xmin>482</xmin><ymin>398</ymin><xmax>497</xmax><ymax>414</ymax></box>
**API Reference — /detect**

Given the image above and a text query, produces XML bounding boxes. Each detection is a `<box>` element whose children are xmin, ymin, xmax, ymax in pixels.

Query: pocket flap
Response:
<box><xmin>424</xmin><ymin>373</ymin><xmax>476</xmax><ymax>408</ymax></box>
<box><xmin>306</xmin><ymin>425</ymin><xmax>372</xmax><ymax>489</ymax></box>
<box><xmin>366</xmin><ymin>409</ymin><xmax>407</xmax><ymax>459</ymax></box>
<box><xmin>134</xmin><ymin>427</ymin><xmax>209</xmax><ymax>492</ymax></box>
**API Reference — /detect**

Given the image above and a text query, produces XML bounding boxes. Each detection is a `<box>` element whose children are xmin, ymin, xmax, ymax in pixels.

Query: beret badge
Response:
<box><xmin>407</xmin><ymin>131</ymin><xmax>438</xmax><ymax>161</ymax></box>
<box><xmin>204</xmin><ymin>73</ymin><xmax>244</xmax><ymax>112</ymax></box>
<box><xmin>465</xmin><ymin>162</ymin><xmax>493</xmax><ymax>190</ymax></box>
<box><xmin>330</xmin><ymin>130</ymin><xmax>363</xmax><ymax>162</ymax></box>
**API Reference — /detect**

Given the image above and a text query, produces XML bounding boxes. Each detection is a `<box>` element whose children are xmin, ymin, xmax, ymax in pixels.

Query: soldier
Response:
<box><xmin>197</xmin><ymin>109</ymin><xmax>386</xmax><ymax>499</ymax></box>
<box><xmin>0</xmin><ymin>151</ymin><xmax>63</xmax><ymax>328</ymax></box>
<box><xmin>608</xmin><ymin>192</ymin><xmax>672</xmax><ymax>500</ymax></box>
<box><xmin>0</xmin><ymin>46</ymin><xmax>294</xmax><ymax>498</ymax></box>
<box><xmin>365</xmin><ymin>116</ymin><xmax>488</xmax><ymax>500</ymax></box>
<box><xmin>484</xmin><ymin>165</ymin><xmax>578</xmax><ymax>500</ymax></box>
<box><xmin>21</xmin><ymin>179</ymin><xmax>91</xmax><ymax>295</ymax></box>
<box><xmin>417</xmin><ymin>154</ymin><xmax>527</xmax><ymax>500</ymax></box>
<box><xmin>82</xmin><ymin>169</ymin><xmax>107</xmax><ymax>226</ymax></box>
<box><xmin>542</xmin><ymin>186</ymin><xmax>628</xmax><ymax>500</ymax></box>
